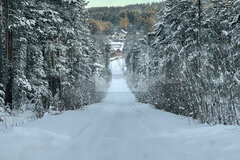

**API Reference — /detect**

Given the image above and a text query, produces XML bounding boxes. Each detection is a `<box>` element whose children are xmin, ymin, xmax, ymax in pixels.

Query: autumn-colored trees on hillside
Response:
<box><xmin>89</xmin><ymin>2</ymin><xmax>162</xmax><ymax>34</ymax></box>
<box><xmin>119</xmin><ymin>17</ymin><xmax>129</xmax><ymax>30</ymax></box>
<box><xmin>89</xmin><ymin>19</ymin><xmax>112</xmax><ymax>35</ymax></box>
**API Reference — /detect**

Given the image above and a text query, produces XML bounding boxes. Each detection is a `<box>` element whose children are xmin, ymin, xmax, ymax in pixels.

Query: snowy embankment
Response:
<box><xmin>0</xmin><ymin>58</ymin><xmax>240</xmax><ymax>160</ymax></box>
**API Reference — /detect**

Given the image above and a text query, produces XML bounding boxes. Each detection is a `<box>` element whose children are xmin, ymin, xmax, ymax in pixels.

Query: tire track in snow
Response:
<box><xmin>129</xmin><ymin>102</ymin><xmax>155</xmax><ymax>137</ymax></box>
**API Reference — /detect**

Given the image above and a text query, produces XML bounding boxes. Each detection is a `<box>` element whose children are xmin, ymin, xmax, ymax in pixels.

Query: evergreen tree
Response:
<box><xmin>0</xmin><ymin>0</ymin><xmax>111</xmax><ymax>120</ymax></box>
<box><xmin>124</xmin><ymin>0</ymin><xmax>240</xmax><ymax>125</ymax></box>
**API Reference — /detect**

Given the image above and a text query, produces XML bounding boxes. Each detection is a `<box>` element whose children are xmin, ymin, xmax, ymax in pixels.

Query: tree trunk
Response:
<box><xmin>0</xmin><ymin>0</ymin><xmax>3</xmax><ymax>84</ymax></box>
<box><xmin>9</xmin><ymin>30</ymin><xmax>13</xmax><ymax>63</ymax></box>
<box><xmin>5</xmin><ymin>0</ymin><xmax>9</xmax><ymax>61</ymax></box>
<box><xmin>197</xmin><ymin>0</ymin><xmax>201</xmax><ymax>52</ymax></box>
<box><xmin>4</xmin><ymin>0</ymin><xmax>13</xmax><ymax>108</ymax></box>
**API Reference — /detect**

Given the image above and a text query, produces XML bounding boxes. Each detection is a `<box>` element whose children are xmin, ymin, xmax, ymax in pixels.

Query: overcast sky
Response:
<box><xmin>87</xmin><ymin>0</ymin><xmax>161</xmax><ymax>8</ymax></box>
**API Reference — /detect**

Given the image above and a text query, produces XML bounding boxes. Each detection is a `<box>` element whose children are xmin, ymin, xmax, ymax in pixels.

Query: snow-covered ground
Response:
<box><xmin>1</xmin><ymin>58</ymin><xmax>240</xmax><ymax>160</ymax></box>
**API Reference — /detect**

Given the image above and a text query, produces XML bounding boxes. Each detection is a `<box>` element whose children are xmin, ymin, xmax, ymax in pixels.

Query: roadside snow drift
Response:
<box><xmin>0</xmin><ymin>58</ymin><xmax>240</xmax><ymax>160</ymax></box>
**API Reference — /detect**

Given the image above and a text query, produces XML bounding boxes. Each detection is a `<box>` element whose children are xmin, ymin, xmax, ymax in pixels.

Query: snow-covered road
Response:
<box><xmin>1</xmin><ymin>59</ymin><xmax>240</xmax><ymax>160</ymax></box>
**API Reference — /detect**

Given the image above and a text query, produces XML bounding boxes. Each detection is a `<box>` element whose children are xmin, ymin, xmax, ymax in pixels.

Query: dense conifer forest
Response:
<box><xmin>0</xmin><ymin>0</ymin><xmax>111</xmax><ymax>121</ymax></box>
<box><xmin>124</xmin><ymin>0</ymin><xmax>240</xmax><ymax>125</ymax></box>
<box><xmin>88</xmin><ymin>2</ymin><xmax>162</xmax><ymax>34</ymax></box>
<box><xmin>1</xmin><ymin>1</ymin><xmax>240</xmax><ymax>159</ymax></box>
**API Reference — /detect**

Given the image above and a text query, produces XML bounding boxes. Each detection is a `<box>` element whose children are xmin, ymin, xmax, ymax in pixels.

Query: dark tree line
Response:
<box><xmin>124</xmin><ymin>0</ymin><xmax>240</xmax><ymax>125</ymax></box>
<box><xmin>0</xmin><ymin>0</ymin><xmax>110</xmax><ymax>119</ymax></box>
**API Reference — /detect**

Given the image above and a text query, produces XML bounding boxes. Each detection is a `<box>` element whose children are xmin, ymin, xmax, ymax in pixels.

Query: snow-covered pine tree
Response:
<box><xmin>124</xmin><ymin>30</ymin><xmax>152</xmax><ymax>103</ymax></box>
<box><xmin>91</xmin><ymin>35</ymin><xmax>111</xmax><ymax>102</ymax></box>
<box><xmin>124</xmin><ymin>0</ymin><xmax>239</xmax><ymax>125</ymax></box>
<box><xmin>0</xmin><ymin>0</ymin><xmax>110</xmax><ymax>119</ymax></box>
<box><xmin>145</xmin><ymin>0</ymin><xmax>202</xmax><ymax>116</ymax></box>
<box><xmin>9</xmin><ymin>0</ymin><xmax>51</xmax><ymax>116</ymax></box>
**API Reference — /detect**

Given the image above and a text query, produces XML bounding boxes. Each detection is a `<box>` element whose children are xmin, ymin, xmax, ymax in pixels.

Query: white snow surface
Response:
<box><xmin>110</xmin><ymin>41</ymin><xmax>124</xmax><ymax>51</ymax></box>
<box><xmin>1</xmin><ymin>58</ymin><xmax>240</xmax><ymax>160</ymax></box>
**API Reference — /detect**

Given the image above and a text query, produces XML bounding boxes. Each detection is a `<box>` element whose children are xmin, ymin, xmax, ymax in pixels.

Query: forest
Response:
<box><xmin>0</xmin><ymin>0</ymin><xmax>111</xmax><ymax>123</ymax></box>
<box><xmin>88</xmin><ymin>2</ymin><xmax>162</xmax><ymax>34</ymax></box>
<box><xmin>0</xmin><ymin>0</ymin><xmax>240</xmax><ymax>159</ymax></box>
<box><xmin>124</xmin><ymin>0</ymin><xmax>240</xmax><ymax>125</ymax></box>
<box><xmin>0</xmin><ymin>0</ymin><xmax>239</xmax><ymax>127</ymax></box>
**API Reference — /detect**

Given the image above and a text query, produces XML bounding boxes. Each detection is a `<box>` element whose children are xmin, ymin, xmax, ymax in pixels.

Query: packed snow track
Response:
<box><xmin>1</xmin><ymin>58</ymin><xmax>240</xmax><ymax>160</ymax></box>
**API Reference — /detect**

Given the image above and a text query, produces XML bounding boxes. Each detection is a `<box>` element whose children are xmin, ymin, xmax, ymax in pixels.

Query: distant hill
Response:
<box><xmin>88</xmin><ymin>2</ymin><xmax>163</xmax><ymax>35</ymax></box>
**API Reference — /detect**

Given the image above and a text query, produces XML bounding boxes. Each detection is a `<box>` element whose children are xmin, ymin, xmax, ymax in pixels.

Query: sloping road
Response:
<box><xmin>0</xmin><ymin>59</ymin><xmax>240</xmax><ymax>160</ymax></box>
